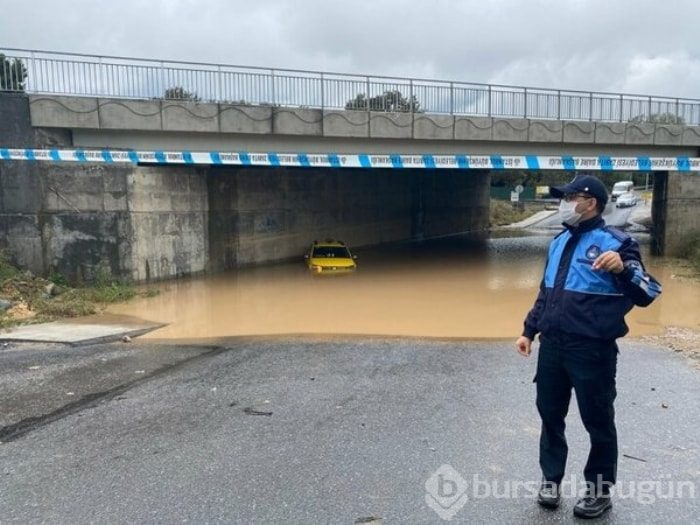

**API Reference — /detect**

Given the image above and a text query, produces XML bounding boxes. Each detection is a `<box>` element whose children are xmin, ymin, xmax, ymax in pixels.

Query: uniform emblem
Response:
<box><xmin>586</xmin><ymin>244</ymin><xmax>601</xmax><ymax>259</ymax></box>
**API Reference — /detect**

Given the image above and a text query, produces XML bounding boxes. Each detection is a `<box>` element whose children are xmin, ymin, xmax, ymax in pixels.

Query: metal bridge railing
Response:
<box><xmin>1</xmin><ymin>47</ymin><xmax>699</xmax><ymax>125</ymax></box>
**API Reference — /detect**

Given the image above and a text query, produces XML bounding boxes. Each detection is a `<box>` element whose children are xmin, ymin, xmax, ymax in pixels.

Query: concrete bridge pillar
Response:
<box><xmin>652</xmin><ymin>172</ymin><xmax>700</xmax><ymax>256</ymax></box>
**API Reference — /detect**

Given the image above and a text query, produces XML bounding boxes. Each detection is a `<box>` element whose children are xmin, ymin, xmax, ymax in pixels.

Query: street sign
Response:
<box><xmin>515</xmin><ymin>185</ymin><xmax>524</xmax><ymax>194</ymax></box>
<box><xmin>510</xmin><ymin>191</ymin><xmax>519</xmax><ymax>202</ymax></box>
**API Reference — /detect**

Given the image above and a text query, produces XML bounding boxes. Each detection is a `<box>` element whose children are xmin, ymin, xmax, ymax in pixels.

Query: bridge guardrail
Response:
<box><xmin>1</xmin><ymin>48</ymin><xmax>699</xmax><ymax>125</ymax></box>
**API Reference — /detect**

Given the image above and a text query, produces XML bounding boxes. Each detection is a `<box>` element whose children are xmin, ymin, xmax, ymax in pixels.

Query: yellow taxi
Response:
<box><xmin>304</xmin><ymin>240</ymin><xmax>357</xmax><ymax>274</ymax></box>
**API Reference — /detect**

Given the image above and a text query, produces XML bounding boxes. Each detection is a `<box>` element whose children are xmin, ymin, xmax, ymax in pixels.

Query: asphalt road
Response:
<box><xmin>1</xmin><ymin>337</ymin><xmax>698</xmax><ymax>523</ymax></box>
<box><xmin>530</xmin><ymin>201</ymin><xmax>641</xmax><ymax>230</ymax></box>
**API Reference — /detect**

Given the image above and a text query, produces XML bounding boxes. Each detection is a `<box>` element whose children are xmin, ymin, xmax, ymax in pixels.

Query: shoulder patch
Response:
<box><xmin>603</xmin><ymin>226</ymin><xmax>631</xmax><ymax>243</ymax></box>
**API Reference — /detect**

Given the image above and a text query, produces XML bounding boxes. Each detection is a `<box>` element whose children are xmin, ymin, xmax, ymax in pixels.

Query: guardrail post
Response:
<box><xmin>647</xmin><ymin>96</ymin><xmax>652</xmax><ymax>121</ymax></box>
<box><xmin>217</xmin><ymin>65</ymin><xmax>222</xmax><ymax>102</ymax></box>
<box><xmin>488</xmin><ymin>85</ymin><xmax>492</xmax><ymax>117</ymax></box>
<box><xmin>97</xmin><ymin>56</ymin><xmax>102</xmax><ymax>96</ymax></box>
<box><xmin>524</xmin><ymin>87</ymin><xmax>528</xmax><ymax>118</ymax></box>
<box><xmin>555</xmin><ymin>90</ymin><xmax>560</xmax><ymax>120</ymax></box>
<box><xmin>409</xmin><ymin>79</ymin><xmax>414</xmax><ymax>114</ymax></box>
<box><xmin>159</xmin><ymin>61</ymin><xmax>165</xmax><ymax>99</ymax></box>
<box><xmin>271</xmin><ymin>69</ymin><xmax>276</xmax><ymax>105</ymax></box>
<box><xmin>449</xmin><ymin>82</ymin><xmax>454</xmax><ymax>115</ymax></box>
<box><xmin>366</xmin><ymin>76</ymin><xmax>370</xmax><ymax>111</ymax></box>
<box><xmin>675</xmin><ymin>98</ymin><xmax>680</xmax><ymax>122</ymax></box>
<box><xmin>28</xmin><ymin>51</ymin><xmax>36</xmax><ymax>93</ymax></box>
<box><xmin>619</xmin><ymin>94</ymin><xmax>624</xmax><ymax>122</ymax></box>
<box><xmin>589</xmin><ymin>92</ymin><xmax>593</xmax><ymax>121</ymax></box>
<box><xmin>320</xmin><ymin>72</ymin><xmax>325</xmax><ymax>111</ymax></box>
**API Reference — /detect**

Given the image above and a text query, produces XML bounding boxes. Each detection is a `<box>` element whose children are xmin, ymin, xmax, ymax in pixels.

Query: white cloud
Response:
<box><xmin>1</xmin><ymin>0</ymin><xmax>698</xmax><ymax>98</ymax></box>
<box><xmin>618</xmin><ymin>52</ymin><xmax>700</xmax><ymax>98</ymax></box>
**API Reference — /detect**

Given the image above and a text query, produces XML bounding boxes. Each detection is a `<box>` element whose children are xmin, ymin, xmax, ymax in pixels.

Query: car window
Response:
<box><xmin>613</xmin><ymin>182</ymin><xmax>633</xmax><ymax>191</ymax></box>
<box><xmin>312</xmin><ymin>246</ymin><xmax>351</xmax><ymax>258</ymax></box>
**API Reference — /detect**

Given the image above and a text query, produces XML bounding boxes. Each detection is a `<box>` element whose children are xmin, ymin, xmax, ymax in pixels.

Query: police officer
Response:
<box><xmin>515</xmin><ymin>174</ymin><xmax>661</xmax><ymax>519</ymax></box>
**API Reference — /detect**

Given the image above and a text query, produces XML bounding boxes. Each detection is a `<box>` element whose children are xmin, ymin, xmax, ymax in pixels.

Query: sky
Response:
<box><xmin>1</xmin><ymin>0</ymin><xmax>699</xmax><ymax>99</ymax></box>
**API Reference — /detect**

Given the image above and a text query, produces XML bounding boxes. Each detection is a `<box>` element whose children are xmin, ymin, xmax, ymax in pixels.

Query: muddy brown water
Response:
<box><xmin>108</xmin><ymin>232</ymin><xmax>700</xmax><ymax>341</ymax></box>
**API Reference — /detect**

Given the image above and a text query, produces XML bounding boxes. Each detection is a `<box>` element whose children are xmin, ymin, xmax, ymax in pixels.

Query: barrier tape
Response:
<box><xmin>0</xmin><ymin>148</ymin><xmax>698</xmax><ymax>171</ymax></box>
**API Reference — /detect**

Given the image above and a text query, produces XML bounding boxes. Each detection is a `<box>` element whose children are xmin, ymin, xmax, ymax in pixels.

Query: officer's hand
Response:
<box><xmin>516</xmin><ymin>336</ymin><xmax>532</xmax><ymax>357</ymax></box>
<box><xmin>592</xmin><ymin>251</ymin><xmax>624</xmax><ymax>274</ymax></box>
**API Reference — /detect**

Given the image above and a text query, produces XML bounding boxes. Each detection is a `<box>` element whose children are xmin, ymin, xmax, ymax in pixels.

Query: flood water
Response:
<box><xmin>108</xmin><ymin>231</ymin><xmax>700</xmax><ymax>341</ymax></box>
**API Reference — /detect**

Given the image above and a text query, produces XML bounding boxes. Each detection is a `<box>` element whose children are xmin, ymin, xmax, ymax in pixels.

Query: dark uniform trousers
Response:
<box><xmin>535</xmin><ymin>333</ymin><xmax>618</xmax><ymax>493</ymax></box>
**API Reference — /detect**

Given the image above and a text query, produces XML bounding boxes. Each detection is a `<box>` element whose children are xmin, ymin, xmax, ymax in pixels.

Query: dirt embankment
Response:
<box><xmin>0</xmin><ymin>252</ymin><xmax>155</xmax><ymax>330</ymax></box>
<box><xmin>642</xmin><ymin>327</ymin><xmax>700</xmax><ymax>370</ymax></box>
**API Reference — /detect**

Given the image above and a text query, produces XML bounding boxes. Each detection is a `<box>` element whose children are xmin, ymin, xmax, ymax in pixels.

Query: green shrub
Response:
<box><xmin>48</xmin><ymin>272</ymin><xmax>70</xmax><ymax>287</ymax></box>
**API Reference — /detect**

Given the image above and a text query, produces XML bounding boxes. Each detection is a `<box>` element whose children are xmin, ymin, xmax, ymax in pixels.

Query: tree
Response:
<box><xmin>490</xmin><ymin>170</ymin><xmax>648</xmax><ymax>193</ymax></box>
<box><xmin>345</xmin><ymin>89</ymin><xmax>420</xmax><ymax>112</ymax></box>
<box><xmin>0</xmin><ymin>54</ymin><xmax>28</xmax><ymax>92</ymax></box>
<box><xmin>163</xmin><ymin>86</ymin><xmax>200</xmax><ymax>101</ymax></box>
<box><xmin>630</xmin><ymin>112</ymin><xmax>685</xmax><ymax>125</ymax></box>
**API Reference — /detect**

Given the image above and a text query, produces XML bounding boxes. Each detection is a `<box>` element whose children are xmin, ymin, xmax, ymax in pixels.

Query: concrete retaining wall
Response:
<box><xmin>0</xmin><ymin>94</ymin><xmax>75</xmax><ymax>275</ymax></box>
<box><xmin>421</xmin><ymin>170</ymin><xmax>490</xmax><ymax>239</ymax></box>
<box><xmin>652</xmin><ymin>172</ymin><xmax>700</xmax><ymax>256</ymax></box>
<box><xmin>127</xmin><ymin>167</ymin><xmax>209</xmax><ymax>281</ymax></box>
<box><xmin>0</xmin><ymin>161</ymin><xmax>210</xmax><ymax>282</ymax></box>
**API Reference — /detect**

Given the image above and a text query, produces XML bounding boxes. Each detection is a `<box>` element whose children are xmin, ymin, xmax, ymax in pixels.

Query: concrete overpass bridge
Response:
<box><xmin>1</xmin><ymin>49</ymin><xmax>698</xmax><ymax>282</ymax></box>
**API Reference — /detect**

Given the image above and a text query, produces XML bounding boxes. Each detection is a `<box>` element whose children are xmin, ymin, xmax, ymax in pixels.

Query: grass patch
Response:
<box><xmin>144</xmin><ymin>288</ymin><xmax>160</xmax><ymax>298</ymax></box>
<box><xmin>490</xmin><ymin>200</ymin><xmax>546</xmax><ymax>227</ymax></box>
<box><xmin>32</xmin><ymin>290</ymin><xmax>96</xmax><ymax>318</ymax></box>
<box><xmin>78</xmin><ymin>282</ymin><xmax>137</xmax><ymax>303</ymax></box>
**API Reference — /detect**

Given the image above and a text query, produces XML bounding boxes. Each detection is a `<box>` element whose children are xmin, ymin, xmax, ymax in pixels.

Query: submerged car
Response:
<box><xmin>305</xmin><ymin>240</ymin><xmax>357</xmax><ymax>274</ymax></box>
<box><xmin>616</xmin><ymin>191</ymin><xmax>638</xmax><ymax>208</ymax></box>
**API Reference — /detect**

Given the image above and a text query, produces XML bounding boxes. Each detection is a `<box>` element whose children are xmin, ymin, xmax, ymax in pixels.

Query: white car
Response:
<box><xmin>611</xmin><ymin>181</ymin><xmax>634</xmax><ymax>201</ymax></box>
<box><xmin>616</xmin><ymin>192</ymin><xmax>638</xmax><ymax>208</ymax></box>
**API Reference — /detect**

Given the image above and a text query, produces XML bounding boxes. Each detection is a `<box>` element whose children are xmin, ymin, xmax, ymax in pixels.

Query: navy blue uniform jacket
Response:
<box><xmin>523</xmin><ymin>215</ymin><xmax>662</xmax><ymax>342</ymax></box>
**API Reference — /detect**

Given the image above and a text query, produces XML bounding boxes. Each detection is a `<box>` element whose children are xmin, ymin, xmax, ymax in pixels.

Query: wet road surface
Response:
<box><xmin>528</xmin><ymin>199</ymin><xmax>639</xmax><ymax>230</ymax></box>
<box><xmin>1</xmin><ymin>337</ymin><xmax>698</xmax><ymax>523</ymax></box>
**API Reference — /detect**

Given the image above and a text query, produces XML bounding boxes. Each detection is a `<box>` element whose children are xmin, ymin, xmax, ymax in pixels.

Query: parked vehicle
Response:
<box><xmin>616</xmin><ymin>191</ymin><xmax>638</xmax><ymax>208</ymax></box>
<box><xmin>611</xmin><ymin>181</ymin><xmax>634</xmax><ymax>201</ymax></box>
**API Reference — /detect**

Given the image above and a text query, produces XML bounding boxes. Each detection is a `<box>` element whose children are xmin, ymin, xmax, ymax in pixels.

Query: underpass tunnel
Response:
<box><xmin>205</xmin><ymin>166</ymin><xmax>491</xmax><ymax>273</ymax></box>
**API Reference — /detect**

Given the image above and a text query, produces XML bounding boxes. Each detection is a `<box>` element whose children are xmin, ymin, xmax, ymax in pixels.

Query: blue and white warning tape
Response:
<box><xmin>0</xmin><ymin>148</ymin><xmax>698</xmax><ymax>171</ymax></box>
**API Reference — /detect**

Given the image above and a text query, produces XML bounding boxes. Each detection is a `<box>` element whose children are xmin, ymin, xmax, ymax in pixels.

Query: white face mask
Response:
<box><xmin>559</xmin><ymin>199</ymin><xmax>583</xmax><ymax>226</ymax></box>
